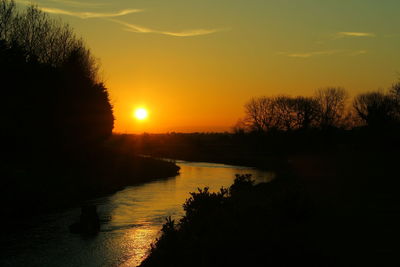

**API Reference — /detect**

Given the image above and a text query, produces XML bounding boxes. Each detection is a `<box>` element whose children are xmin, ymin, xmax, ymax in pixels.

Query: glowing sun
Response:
<box><xmin>134</xmin><ymin>108</ymin><xmax>148</xmax><ymax>121</ymax></box>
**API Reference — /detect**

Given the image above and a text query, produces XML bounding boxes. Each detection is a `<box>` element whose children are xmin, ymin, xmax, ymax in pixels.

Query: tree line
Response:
<box><xmin>0</xmin><ymin>0</ymin><xmax>114</xmax><ymax>162</ymax></box>
<box><xmin>236</xmin><ymin>85</ymin><xmax>400</xmax><ymax>134</ymax></box>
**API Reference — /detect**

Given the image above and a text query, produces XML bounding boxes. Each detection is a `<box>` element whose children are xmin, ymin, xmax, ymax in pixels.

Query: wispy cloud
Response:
<box><xmin>280</xmin><ymin>49</ymin><xmax>369</xmax><ymax>58</ymax></box>
<box><xmin>39</xmin><ymin>7</ymin><xmax>142</xmax><ymax>19</ymax></box>
<box><xmin>16</xmin><ymin>1</ymin><xmax>222</xmax><ymax>37</ymax></box>
<box><xmin>161</xmin><ymin>29</ymin><xmax>222</xmax><ymax>37</ymax></box>
<box><xmin>110</xmin><ymin>20</ymin><xmax>153</xmax><ymax>33</ymax></box>
<box><xmin>110</xmin><ymin>19</ymin><xmax>223</xmax><ymax>37</ymax></box>
<box><xmin>281</xmin><ymin>50</ymin><xmax>340</xmax><ymax>58</ymax></box>
<box><xmin>335</xmin><ymin>32</ymin><xmax>376</xmax><ymax>38</ymax></box>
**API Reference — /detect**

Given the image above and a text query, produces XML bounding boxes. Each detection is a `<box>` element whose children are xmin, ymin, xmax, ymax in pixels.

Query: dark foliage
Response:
<box><xmin>242</xmin><ymin>88</ymin><xmax>348</xmax><ymax>133</ymax></box>
<box><xmin>140</xmin><ymin>175</ymin><xmax>324</xmax><ymax>267</ymax></box>
<box><xmin>353</xmin><ymin>90</ymin><xmax>400</xmax><ymax>130</ymax></box>
<box><xmin>0</xmin><ymin>1</ymin><xmax>114</xmax><ymax>158</ymax></box>
<box><xmin>241</xmin><ymin>86</ymin><xmax>400</xmax><ymax>136</ymax></box>
<box><xmin>142</xmin><ymin>145</ymin><xmax>400</xmax><ymax>266</ymax></box>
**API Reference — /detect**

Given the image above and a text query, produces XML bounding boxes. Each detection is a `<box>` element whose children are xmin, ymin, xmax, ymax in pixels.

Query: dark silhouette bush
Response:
<box><xmin>353</xmin><ymin>91</ymin><xmax>399</xmax><ymax>130</ymax></box>
<box><xmin>140</xmin><ymin>175</ymin><xmax>325</xmax><ymax>267</ymax></box>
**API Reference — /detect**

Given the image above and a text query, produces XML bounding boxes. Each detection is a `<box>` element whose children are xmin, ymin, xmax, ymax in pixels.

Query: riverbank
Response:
<box><xmin>140</xmin><ymin>148</ymin><xmax>400</xmax><ymax>267</ymax></box>
<box><xmin>115</xmin><ymin>133</ymin><xmax>292</xmax><ymax>171</ymax></box>
<box><xmin>0</xmin><ymin>139</ymin><xmax>180</xmax><ymax>228</ymax></box>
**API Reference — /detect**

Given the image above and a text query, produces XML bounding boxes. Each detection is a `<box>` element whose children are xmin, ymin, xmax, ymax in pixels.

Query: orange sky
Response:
<box><xmin>18</xmin><ymin>0</ymin><xmax>400</xmax><ymax>133</ymax></box>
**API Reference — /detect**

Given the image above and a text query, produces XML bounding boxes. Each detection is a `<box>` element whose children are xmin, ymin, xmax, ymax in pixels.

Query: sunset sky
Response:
<box><xmin>16</xmin><ymin>0</ymin><xmax>400</xmax><ymax>133</ymax></box>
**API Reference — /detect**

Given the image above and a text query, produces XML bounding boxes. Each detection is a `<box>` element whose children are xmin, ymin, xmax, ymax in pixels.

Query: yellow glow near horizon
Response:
<box><xmin>134</xmin><ymin>108</ymin><xmax>148</xmax><ymax>121</ymax></box>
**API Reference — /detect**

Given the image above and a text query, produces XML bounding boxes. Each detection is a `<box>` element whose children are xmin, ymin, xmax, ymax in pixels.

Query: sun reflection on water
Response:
<box><xmin>118</xmin><ymin>227</ymin><xmax>159</xmax><ymax>267</ymax></box>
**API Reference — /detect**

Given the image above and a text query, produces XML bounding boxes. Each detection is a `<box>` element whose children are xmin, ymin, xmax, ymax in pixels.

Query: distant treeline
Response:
<box><xmin>236</xmin><ymin>86</ymin><xmax>400</xmax><ymax>133</ymax></box>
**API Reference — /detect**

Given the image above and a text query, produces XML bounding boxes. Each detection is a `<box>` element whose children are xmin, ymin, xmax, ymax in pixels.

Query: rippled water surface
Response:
<box><xmin>0</xmin><ymin>161</ymin><xmax>273</xmax><ymax>267</ymax></box>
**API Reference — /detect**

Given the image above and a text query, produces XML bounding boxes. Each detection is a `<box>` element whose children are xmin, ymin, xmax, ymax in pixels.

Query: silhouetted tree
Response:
<box><xmin>390</xmin><ymin>82</ymin><xmax>400</xmax><ymax>119</ymax></box>
<box><xmin>244</xmin><ymin>97</ymin><xmax>277</xmax><ymax>132</ymax></box>
<box><xmin>0</xmin><ymin>1</ymin><xmax>114</xmax><ymax>156</ymax></box>
<box><xmin>390</xmin><ymin>82</ymin><xmax>400</xmax><ymax>97</ymax></box>
<box><xmin>291</xmin><ymin>96</ymin><xmax>320</xmax><ymax>130</ymax></box>
<box><xmin>314</xmin><ymin>87</ymin><xmax>348</xmax><ymax>129</ymax></box>
<box><xmin>353</xmin><ymin>91</ymin><xmax>399</xmax><ymax>129</ymax></box>
<box><xmin>273</xmin><ymin>96</ymin><xmax>320</xmax><ymax>131</ymax></box>
<box><xmin>244</xmin><ymin>95</ymin><xmax>320</xmax><ymax>133</ymax></box>
<box><xmin>1</xmin><ymin>1</ymin><xmax>85</xmax><ymax>67</ymax></box>
<box><xmin>273</xmin><ymin>95</ymin><xmax>296</xmax><ymax>131</ymax></box>
<box><xmin>0</xmin><ymin>0</ymin><xmax>15</xmax><ymax>40</ymax></box>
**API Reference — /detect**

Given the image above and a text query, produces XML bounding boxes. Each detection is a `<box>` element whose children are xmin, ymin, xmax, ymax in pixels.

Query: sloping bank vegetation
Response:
<box><xmin>0</xmin><ymin>1</ymin><xmax>179</xmax><ymax>223</ymax></box>
<box><xmin>140</xmin><ymin>174</ymin><xmax>323</xmax><ymax>267</ymax></box>
<box><xmin>141</xmin><ymin>147</ymin><xmax>400</xmax><ymax>267</ymax></box>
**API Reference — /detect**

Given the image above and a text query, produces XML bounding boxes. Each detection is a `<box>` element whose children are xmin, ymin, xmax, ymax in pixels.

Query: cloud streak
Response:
<box><xmin>161</xmin><ymin>29</ymin><xmax>221</xmax><ymax>37</ymax></box>
<box><xmin>283</xmin><ymin>50</ymin><xmax>340</xmax><ymax>58</ymax></box>
<box><xmin>335</xmin><ymin>32</ymin><xmax>376</xmax><ymax>38</ymax></box>
<box><xmin>280</xmin><ymin>49</ymin><xmax>368</xmax><ymax>58</ymax></box>
<box><xmin>17</xmin><ymin>2</ymin><xmax>222</xmax><ymax>37</ymax></box>
<box><xmin>39</xmin><ymin>7</ymin><xmax>142</xmax><ymax>19</ymax></box>
<box><xmin>110</xmin><ymin>19</ymin><xmax>222</xmax><ymax>37</ymax></box>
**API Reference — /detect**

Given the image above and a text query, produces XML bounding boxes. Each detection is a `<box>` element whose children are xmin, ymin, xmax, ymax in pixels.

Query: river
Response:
<box><xmin>0</xmin><ymin>160</ymin><xmax>274</xmax><ymax>267</ymax></box>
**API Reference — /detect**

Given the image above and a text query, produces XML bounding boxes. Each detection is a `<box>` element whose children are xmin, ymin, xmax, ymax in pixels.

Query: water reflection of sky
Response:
<box><xmin>0</xmin><ymin>161</ymin><xmax>273</xmax><ymax>267</ymax></box>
